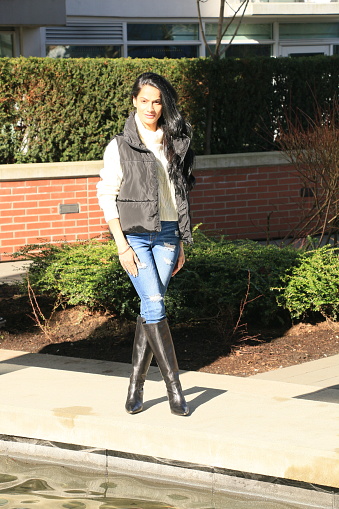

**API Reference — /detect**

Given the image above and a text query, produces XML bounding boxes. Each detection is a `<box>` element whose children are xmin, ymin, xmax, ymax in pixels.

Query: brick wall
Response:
<box><xmin>0</xmin><ymin>161</ymin><xmax>106</xmax><ymax>261</ymax></box>
<box><xmin>190</xmin><ymin>153</ymin><xmax>301</xmax><ymax>240</ymax></box>
<box><xmin>0</xmin><ymin>153</ymin><xmax>302</xmax><ymax>261</ymax></box>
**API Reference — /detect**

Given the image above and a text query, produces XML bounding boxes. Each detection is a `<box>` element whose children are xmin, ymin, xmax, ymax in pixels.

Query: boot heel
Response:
<box><xmin>166</xmin><ymin>380</ymin><xmax>189</xmax><ymax>416</ymax></box>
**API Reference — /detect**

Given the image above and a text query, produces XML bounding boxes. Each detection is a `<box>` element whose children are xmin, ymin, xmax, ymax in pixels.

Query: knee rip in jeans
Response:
<box><xmin>149</xmin><ymin>294</ymin><xmax>163</xmax><ymax>302</ymax></box>
<box><xmin>137</xmin><ymin>261</ymin><xmax>147</xmax><ymax>269</ymax></box>
<box><xmin>164</xmin><ymin>257</ymin><xmax>174</xmax><ymax>266</ymax></box>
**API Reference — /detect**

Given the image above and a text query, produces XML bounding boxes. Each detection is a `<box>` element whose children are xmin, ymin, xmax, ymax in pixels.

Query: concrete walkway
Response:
<box><xmin>0</xmin><ymin>348</ymin><xmax>338</xmax><ymax>508</ymax></box>
<box><xmin>0</xmin><ymin>259</ymin><xmax>31</xmax><ymax>284</ymax></box>
<box><xmin>1</xmin><ymin>261</ymin><xmax>339</xmax><ymax>507</ymax></box>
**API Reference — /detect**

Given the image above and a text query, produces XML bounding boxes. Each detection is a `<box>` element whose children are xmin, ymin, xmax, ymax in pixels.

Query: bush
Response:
<box><xmin>1</xmin><ymin>56</ymin><xmax>339</xmax><ymax>162</ymax></box>
<box><xmin>13</xmin><ymin>240</ymin><xmax>139</xmax><ymax>317</ymax></box>
<box><xmin>277</xmin><ymin>245</ymin><xmax>339</xmax><ymax>320</ymax></box>
<box><xmin>14</xmin><ymin>231</ymin><xmax>302</xmax><ymax>327</ymax></box>
<box><xmin>166</xmin><ymin>229</ymin><xmax>301</xmax><ymax>326</ymax></box>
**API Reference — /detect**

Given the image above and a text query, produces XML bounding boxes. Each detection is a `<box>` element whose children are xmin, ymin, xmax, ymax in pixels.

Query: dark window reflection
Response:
<box><xmin>128</xmin><ymin>45</ymin><xmax>199</xmax><ymax>59</ymax></box>
<box><xmin>208</xmin><ymin>44</ymin><xmax>272</xmax><ymax>58</ymax></box>
<box><xmin>127</xmin><ymin>24</ymin><xmax>199</xmax><ymax>41</ymax></box>
<box><xmin>46</xmin><ymin>45</ymin><xmax>122</xmax><ymax>58</ymax></box>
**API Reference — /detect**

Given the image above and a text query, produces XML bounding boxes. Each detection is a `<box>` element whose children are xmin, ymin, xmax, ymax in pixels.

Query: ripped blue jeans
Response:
<box><xmin>126</xmin><ymin>221</ymin><xmax>180</xmax><ymax>324</ymax></box>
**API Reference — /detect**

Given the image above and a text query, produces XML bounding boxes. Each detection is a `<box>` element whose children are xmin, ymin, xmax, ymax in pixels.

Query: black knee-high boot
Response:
<box><xmin>125</xmin><ymin>316</ymin><xmax>153</xmax><ymax>414</ymax></box>
<box><xmin>143</xmin><ymin>318</ymin><xmax>189</xmax><ymax>416</ymax></box>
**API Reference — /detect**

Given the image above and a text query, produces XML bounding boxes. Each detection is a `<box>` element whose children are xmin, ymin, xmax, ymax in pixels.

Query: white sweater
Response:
<box><xmin>96</xmin><ymin>113</ymin><xmax>178</xmax><ymax>224</ymax></box>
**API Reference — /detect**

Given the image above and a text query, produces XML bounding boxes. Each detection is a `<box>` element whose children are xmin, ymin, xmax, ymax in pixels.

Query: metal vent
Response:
<box><xmin>46</xmin><ymin>21</ymin><xmax>123</xmax><ymax>45</ymax></box>
<box><xmin>59</xmin><ymin>203</ymin><xmax>80</xmax><ymax>214</ymax></box>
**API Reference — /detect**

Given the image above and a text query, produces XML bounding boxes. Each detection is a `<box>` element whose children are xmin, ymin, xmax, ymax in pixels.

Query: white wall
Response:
<box><xmin>66</xmin><ymin>0</ymin><xmax>223</xmax><ymax>19</ymax></box>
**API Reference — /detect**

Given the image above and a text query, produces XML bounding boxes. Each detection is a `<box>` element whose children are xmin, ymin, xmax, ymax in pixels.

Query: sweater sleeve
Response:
<box><xmin>96</xmin><ymin>138</ymin><xmax>123</xmax><ymax>223</ymax></box>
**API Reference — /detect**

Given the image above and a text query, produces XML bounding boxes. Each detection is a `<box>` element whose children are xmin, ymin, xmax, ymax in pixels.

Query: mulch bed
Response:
<box><xmin>1</xmin><ymin>283</ymin><xmax>339</xmax><ymax>377</ymax></box>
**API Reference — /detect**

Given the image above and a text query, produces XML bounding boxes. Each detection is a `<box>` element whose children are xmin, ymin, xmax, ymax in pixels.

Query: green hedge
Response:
<box><xmin>1</xmin><ymin>56</ymin><xmax>339</xmax><ymax>163</ymax></box>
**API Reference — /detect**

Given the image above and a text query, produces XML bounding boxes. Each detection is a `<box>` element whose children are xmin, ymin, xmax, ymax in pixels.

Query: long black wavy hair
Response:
<box><xmin>131</xmin><ymin>72</ymin><xmax>195</xmax><ymax>193</ymax></box>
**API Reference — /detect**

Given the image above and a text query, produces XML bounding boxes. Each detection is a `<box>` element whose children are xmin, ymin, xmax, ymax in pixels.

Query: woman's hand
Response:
<box><xmin>107</xmin><ymin>218</ymin><xmax>140</xmax><ymax>278</ymax></box>
<box><xmin>119</xmin><ymin>245</ymin><xmax>140</xmax><ymax>277</ymax></box>
<box><xmin>172</xmin><ymin>241</ymin><xmax>185</xmax><ymax>277</ymax></box>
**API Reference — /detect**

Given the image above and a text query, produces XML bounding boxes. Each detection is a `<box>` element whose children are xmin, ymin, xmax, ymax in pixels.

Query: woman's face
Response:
<box><xmin>133</xmin><ymin>85</ymin><xmax>162</xmax><ymax>132</ymax></box>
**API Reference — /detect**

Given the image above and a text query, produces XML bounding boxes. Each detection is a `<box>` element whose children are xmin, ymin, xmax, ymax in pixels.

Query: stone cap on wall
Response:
<box><xmin>0</xmin><ymin>151</ymin><xmax>289</xmax><ymax>182</ymax></box>
<box><xmin>194</xmin><ymin>151</ymin><xmax>288</xmax><ymax>170</ymax></box>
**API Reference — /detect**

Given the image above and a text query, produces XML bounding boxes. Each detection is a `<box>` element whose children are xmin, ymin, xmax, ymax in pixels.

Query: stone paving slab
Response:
<box><xmin>0</xmin><ymin>348</ymin><xmax>338</xmax><ymax>496</ymax></box>
<box><xmin>0</xmin><ymin>260</ymin><xmax>31</xmax><ymax>284</ymax></box>
<box><xmin>252</xmin><ymin>354</ymin><xmax>339</xmax><ymax>388</ymax></box>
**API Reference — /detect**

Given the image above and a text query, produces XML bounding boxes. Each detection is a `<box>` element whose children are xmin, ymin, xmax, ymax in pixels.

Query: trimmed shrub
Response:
<box><xmin>14</xmin><ymin>230</ymin><xmax>301</xmax><ymax>326</ymax></box>
<box><xmin>1</xmin><ymin>56</ymin><xmax>339</xmax><ymax>162</ymax></box>
<box><xmin>167</xmin><ymin>229</ymin><xmax>301</xmax><ymax>325</ymax></box>
<box><xmin>13</xmin><ymin>240</ymin><xmax>138</xmax><ymax>317</ymax></box>
<box><xmin>277</xmin><ymin>246</ymin><xmax>339</xmax><ymax>320</ymax></box>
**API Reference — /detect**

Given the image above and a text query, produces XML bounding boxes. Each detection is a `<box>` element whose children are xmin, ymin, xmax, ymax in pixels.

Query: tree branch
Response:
<box><xmin>197</xmin><ymin>0</ymin><xmax>214</xmax><ymax>57</ymax></box>
<box><xmin>219</xmin><ymin>0</ymin><xmax>250</xmax><ymax>58</ymax></box>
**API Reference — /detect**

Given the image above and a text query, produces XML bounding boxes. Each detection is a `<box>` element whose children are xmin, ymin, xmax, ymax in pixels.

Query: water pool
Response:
<box><xmin>0</xmin><ymin>455</ymin><xmax>322</xmax><ymax>509</ymax></box>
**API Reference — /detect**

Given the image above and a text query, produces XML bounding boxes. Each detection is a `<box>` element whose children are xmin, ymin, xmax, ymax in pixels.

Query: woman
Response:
<box><xmin>97</xmin><ymin>72</ymin><xmax>195</xmax><ymax>416</ymax></box>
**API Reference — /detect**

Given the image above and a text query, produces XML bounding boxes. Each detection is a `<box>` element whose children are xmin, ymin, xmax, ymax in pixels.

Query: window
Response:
<box><xmin>280</xmin><ymin>23</ymin><xmax>339</xmax><ymax>40</ymax></box>
<box><xmin>46</xmin><ymin>22</ymin><xmax>123</xmax><ymax>59</ymax></box>
<box><xmin>127</xmin><ymin>23</ymin><xmax>199</xmax><ymax>59</ymax></box>
<box><xmin>127</xmin><ymin>23</ymin><xmax>199</xmax><ymax>41</ymax></box>
<box><xmin>204</xmin><ymin>23</ymin><xmax>272</xmax><ymax>58</ymax></box>
<box><xmin>208</xmin><ymin>44</ymin><xmax>272</xmax><ymax>58</ymax></box>
<box><xmin>46</xmin><ymin>22</ymin><xmax>199</xmax><ymax>59</ymax></box>
<box><xmin>290</xmin><ymin>52</ymin><xmax>325</xmax><ymax>58</ymax></box>
<box><xmin>128</xmin><ymin>45</ymin><xmax>199</xmax><ymax>59</ymax></box>
<box><xmin>0</xmin><ymin>33</ymin><xmax>14</xmax><ymax>57</ymax></box>
<box><xmin>205</xmin><ymin>23</ymin><xmax>272</xmax><ymax>42</ymax></box>
<box><xmin>46</xmin><ymin>45</ymin><xmax>121</xmax><ymax>58</ymax></box>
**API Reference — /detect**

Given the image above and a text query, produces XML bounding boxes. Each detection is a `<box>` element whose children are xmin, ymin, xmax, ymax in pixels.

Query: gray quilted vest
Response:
<box><xmin>115</xmin><ymin>112</ymin><xmax>193</xmax><ymax>243</ymax></box>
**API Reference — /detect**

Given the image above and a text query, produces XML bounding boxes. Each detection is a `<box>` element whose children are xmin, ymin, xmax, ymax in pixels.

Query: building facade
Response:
<box><xmin>1</xmin><ymin>0</ymin><xmax>339</xmax><ymax>59</ymax></box>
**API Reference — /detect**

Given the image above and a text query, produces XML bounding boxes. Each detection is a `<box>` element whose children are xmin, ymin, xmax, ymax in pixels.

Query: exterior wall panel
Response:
<box><xmin>0</xmin><ymin>0</ymin><xmax>66</xmax><ymax>26</ymax></box>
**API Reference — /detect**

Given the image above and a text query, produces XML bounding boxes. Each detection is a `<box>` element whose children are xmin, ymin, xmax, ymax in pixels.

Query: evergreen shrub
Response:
<box><xmin>276</xmin><ymin>245</ymin><xmax>339</xmax><ymax>320</ymax></box>
<box><xmin>14</xmin><ymin>230</ymin><xmax>301</xmax><ymax>326</ymax></box>
<box><xmin>0</xmin><ymin>56</ymin><xmax>339</xmax><ymax>163</ymax></box>
<box><xmin>14</xmin><ymin>240</ymin><xmax>138</xmax><ymax>317</ymax></box>
<box><xmin>166</xmin><ymin>228</ymin><xmax>301</xmax><ymax>325</ymax></box>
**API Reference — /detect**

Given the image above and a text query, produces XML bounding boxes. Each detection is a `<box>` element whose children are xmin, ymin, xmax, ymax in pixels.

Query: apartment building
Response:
<box><xmin>1</xmin><ymin>0</ymin><xmax>338</xmax><ymax>59</ymax></box>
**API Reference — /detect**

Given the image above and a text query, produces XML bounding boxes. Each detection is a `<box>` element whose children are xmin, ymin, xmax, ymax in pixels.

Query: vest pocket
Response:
<box><xmin>117</xmin><ymin>200</ymin><xmax>160</xmax><ymax>233</ymax></box>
